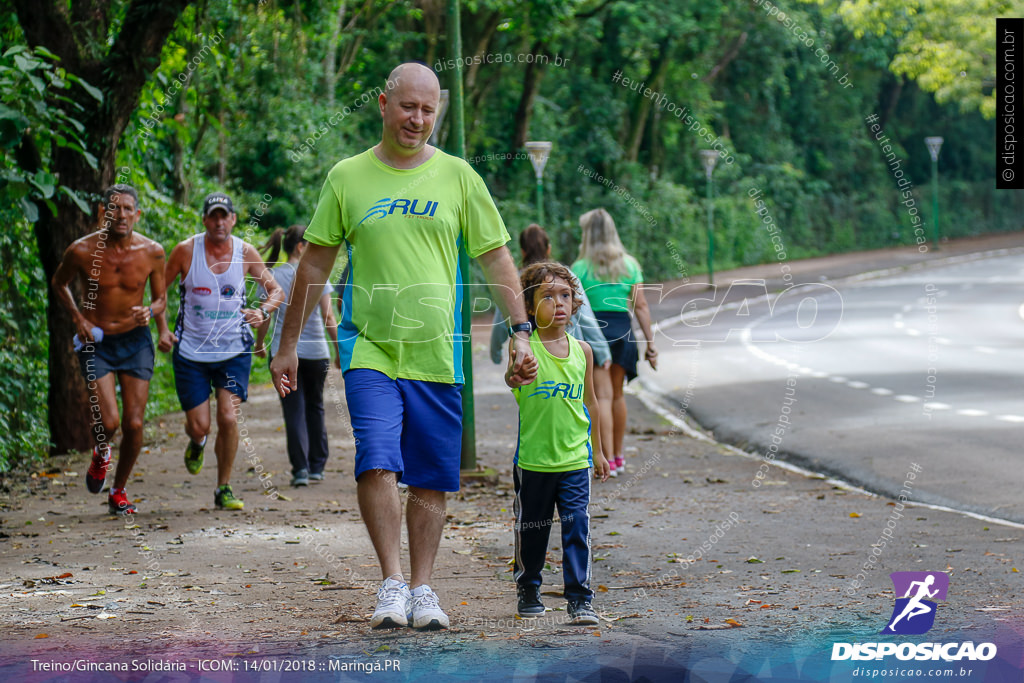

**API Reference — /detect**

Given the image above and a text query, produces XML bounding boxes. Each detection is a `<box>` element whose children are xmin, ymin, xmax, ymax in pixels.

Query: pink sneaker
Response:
<box><xmin>614</xmin><ymin>456</ymin><xmax>625</xmax><ymax>473</ymax></box>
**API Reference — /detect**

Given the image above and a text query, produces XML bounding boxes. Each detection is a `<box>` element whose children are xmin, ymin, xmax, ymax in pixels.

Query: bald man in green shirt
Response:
<box><xmin>271</xmin><ymin>62</ymin><xmax>535</xmax><ymax>630</ymax></box>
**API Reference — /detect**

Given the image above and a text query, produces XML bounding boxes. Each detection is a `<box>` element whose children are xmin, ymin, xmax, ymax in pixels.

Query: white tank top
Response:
<box><xmin>176</xmin><ymin>234</ymin><xmax>253</xmax><ymax>362</ymax></box>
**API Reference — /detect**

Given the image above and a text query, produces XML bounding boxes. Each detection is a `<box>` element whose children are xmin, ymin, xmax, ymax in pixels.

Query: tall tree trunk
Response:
<box><xmin>512</xmin><ymin>40</ymin><xmax>547</xmax><ymax>153</ymax></box>
<box><xmin>218</xmin><ymin>111</ymin><xmax>227</xmax><ymax>185</ymax></box>
<box><xmin>323</xmin><ymin>0</ymin><xmax>346</xmax><ymax>107</ymax></box>
<box><xmin>626</xmin><ymin>38</ymin><xmax>673</xmax><ymax>163</ymax></box>
<box><xmin>13</xmin><ymin>0</ymin><xmax>194</xmax><ymax>454</ymax></box>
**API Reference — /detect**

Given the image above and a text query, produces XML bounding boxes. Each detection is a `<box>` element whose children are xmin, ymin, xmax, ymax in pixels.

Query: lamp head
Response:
<box><xmin>925</xmin><ymin>136</ymin><xmax>944</xmax><ymax>163</ymax></box>
<box><xmin>525</xmin><ymin>141</ymin><xmax>553</xmax><ymax>180</ymax></box>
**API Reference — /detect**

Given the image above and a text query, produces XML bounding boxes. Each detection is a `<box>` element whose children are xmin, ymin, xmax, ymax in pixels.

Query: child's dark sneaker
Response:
<box><xmin>567</xmin><ymin>600</ymin><xmax>600</xmax><ymax>626</ymax></box>
<box><xmin>516</xmin><ymin>585</ymin><xmax>545</xmax><ymax>617</ymax></box>
<box><xmin>108</xmin><ymin>488</ymin><xmax>136</xmax><ymax>515</ymax></box>
<box><xmin>86</xmin><ymin>445</ymin><xmax>111</xmax><ymax>494</ymax></box>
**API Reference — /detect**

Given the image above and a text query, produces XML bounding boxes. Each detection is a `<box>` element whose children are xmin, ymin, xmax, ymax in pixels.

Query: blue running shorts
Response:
<box><xmin>344</xmin><ymin>368</ymin><xmax>463</xmax><ymax>492</ymax></box>
<box><xmin>172</xmin><ymin>345</ymin><xmax>252</xmax><ymax>412</ymax></box>
<box><xmin>76</xmin><ymin>325</ymin><xmax>155</xmax><ymax>382</ymax></box>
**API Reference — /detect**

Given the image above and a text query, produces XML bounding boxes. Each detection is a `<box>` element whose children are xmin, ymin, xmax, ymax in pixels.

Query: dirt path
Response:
<box><xmin>3</xmin><ymin>235</ymin><xmax>1023</xmax><ymax>680</ymax></box>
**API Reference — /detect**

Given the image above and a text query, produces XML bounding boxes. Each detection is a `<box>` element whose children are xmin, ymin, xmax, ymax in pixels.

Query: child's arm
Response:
<box><xmin>581</xmin><ymin>341</ymin><xmax>609</xmax><ymax>482</ymax></box>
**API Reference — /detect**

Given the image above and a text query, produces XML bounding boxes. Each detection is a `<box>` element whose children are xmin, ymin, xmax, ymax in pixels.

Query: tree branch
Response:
<box><xmin>703</xmin><ymin>30</ymin><xmax>747</xmax><ymax>84</ymax></box>
<box><xmin>11</xmin><ymin>0</ymin><xmax>82</xmax><ymax>72</ymax></box>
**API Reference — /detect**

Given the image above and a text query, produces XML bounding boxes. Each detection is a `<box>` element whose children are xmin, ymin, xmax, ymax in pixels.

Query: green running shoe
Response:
<box><xmin>214</xmin><ymin>484</ymin><xmax>244</xmax><ymax>510</ymax></box>
<box><xmin>184</xmin><ymin>439</ymin><xmax>205</xmax><ymax>475</ymax></box>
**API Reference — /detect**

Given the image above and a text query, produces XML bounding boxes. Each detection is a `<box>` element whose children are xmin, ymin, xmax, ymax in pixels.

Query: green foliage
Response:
<box><xmin>0</xmin><ymin>40</ymin><xmax>108</xmax><ymax>469</ymax></box>
<box><xmin>0</xmin><ymin>215</ymin><xmax>50</xmax><ymax>472</ymax></box>
<box><xmin>0</xmin><ymin>45</ymin><xmax>99</xmax><ymax>223</ymax></box>
<box><xmin>823</xmin><ymin>0</ymin><xmax>1013</xmax><ymax>117</ymax></box>
<box><xmin>3</xmin><ymin>0</ymin><xmax>1020</xmax><ymax>467</ymax></box>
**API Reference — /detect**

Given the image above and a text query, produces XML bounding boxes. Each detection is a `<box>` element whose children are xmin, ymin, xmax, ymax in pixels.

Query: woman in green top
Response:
<box><xmin>571</xmin><ymin>208</ymin><xmax>658</xmax><ymax>476</ymax></box>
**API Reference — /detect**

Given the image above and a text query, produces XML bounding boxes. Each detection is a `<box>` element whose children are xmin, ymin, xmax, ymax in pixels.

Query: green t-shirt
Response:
<box><xmin>304</xmin><ymin>148</ymin><xmax>509</xmax><ymax>383</ymax></box>
<box><xmin>571</xmin><ymin>256</ymin><xmax>643</xmax><ymax>312</ymax></box>
<box><xmin>512</xmin><ymin>331</ymin><xmax>592</xmax><ymax>472</ymax></box>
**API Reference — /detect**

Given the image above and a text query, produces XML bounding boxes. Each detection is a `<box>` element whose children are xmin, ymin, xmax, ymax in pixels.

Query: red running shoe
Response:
<box><xmin>86</xmin><ymin>445</ymin><xmax>111</xmax><ymax>493</ymax></box>
<box><xmin>108</xmin><ymin>489</ymin><xmax>136</xmax><ymax>515</ymax></box>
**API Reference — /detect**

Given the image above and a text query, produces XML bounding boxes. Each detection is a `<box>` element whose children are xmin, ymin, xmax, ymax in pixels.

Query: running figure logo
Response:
<box><xmin>882</xmin><ymin>571</ymin><xmax>949</xmax><ymax>635</ymax></box>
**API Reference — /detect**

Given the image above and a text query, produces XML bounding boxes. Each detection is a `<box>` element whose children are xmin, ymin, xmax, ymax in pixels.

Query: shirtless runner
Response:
<box><xmin>52</xmin><ymin>184</ymin><xmax>167</xmax><ymax>515</ymax></box>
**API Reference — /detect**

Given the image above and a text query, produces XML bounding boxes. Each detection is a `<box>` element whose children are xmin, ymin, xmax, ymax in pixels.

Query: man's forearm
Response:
<box><xmin>478</xmin><ymin>247</ymin><xmax>528</xmax><ymax>325</ymax></box>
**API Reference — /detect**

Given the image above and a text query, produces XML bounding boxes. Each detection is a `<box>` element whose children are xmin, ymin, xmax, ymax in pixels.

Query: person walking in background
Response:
<box><xmin>256</xmin><ymin>225</ymin><xmax>338</xmax><ymax>487</ymax></box>
<box><xmin>490</xmin><ymin>224</ymin><xmax>615</xmax><ymax>471</ymax></box>
<box><xmin>157</xmin><ymin>192</ymin><xmax>284</xmax><ymax>511</ymax></box>
<box><xmin>52</xmin><ymin>184</ymin><xmax>166</xmax><ymax>515</ymax></box>
<box><xmin>507</xmin><ymin>261</ymin><xmax>608</xmax><ymax>624</ymax></box>
<box><xmin>571</xmin><ymin>208</ymin><xmax>657</xmax><ymax>476</ymax></box>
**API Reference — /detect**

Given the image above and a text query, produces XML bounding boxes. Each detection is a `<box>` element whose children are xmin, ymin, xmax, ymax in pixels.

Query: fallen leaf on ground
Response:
<box><xmin>849</xmin><ymin>512</ymin><xmax>861</xmax><ymax>518</ymax></box>
<box><xmin>333</xmin><ymin>615</ymin><xmax>369</xmax><ymax>623</ymax></box>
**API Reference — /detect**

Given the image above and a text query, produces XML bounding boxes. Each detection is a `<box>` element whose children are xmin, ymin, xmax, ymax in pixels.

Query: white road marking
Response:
<box><xmin>846</xmin><ymin>381</ymin><xmax>869</xmax><ymax>389</ymax></box>
<box><xmin>997</xmin><ymin>415</ymin><xmax>1024</xmax><ymax>423</ymax></box>
<box><xmin>957</xmin><ymin>409</ymin><xmax>989</xmax><ymax>417</ymax></box>
<box><xmin>870</xmin><ymin>388</ymin><xmax>894</xmax><ymax>396</ymax></box>
<box><xmin>894</xmin><ymin>395</ymin><xmax>920</xmax><ymax>403</ymax></box>
<box><xmin>923</xmin><ymin>402</ymin><xmax>952</xmax><ymax>410</ymax></box>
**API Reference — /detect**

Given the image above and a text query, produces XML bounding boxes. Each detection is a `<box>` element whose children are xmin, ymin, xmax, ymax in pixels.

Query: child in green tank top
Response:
<box><xmin>505</xmin><ymin>262</ymin><xmax>610</xmax><ymax>625</ymax></box>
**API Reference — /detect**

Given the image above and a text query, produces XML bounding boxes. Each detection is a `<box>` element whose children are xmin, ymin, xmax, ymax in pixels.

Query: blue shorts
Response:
<box><xmin>344</xmin><ymin>369</ymin><xmax>463</xmax><ymax>492</ymax></box>
<box><xmin>172</xmin><ymin>346</ymin><xmax>252</xmax><ymax>412</ymax></box>
<box><xmin>77</xmin><ymin>325</ymin><xmax>154</xmax><ymax>382</ymax></box>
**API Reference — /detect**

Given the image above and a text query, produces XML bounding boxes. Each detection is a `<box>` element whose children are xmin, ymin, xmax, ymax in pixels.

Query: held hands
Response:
<box><xmin>593</xmin><ymin>454</ymin><xmax>611</xmax><ymax>482</ymax></box>
<box><xmin>504</xmin><ymin>334</ymin><xmax>538</xmax><ymax>388</ymax></box>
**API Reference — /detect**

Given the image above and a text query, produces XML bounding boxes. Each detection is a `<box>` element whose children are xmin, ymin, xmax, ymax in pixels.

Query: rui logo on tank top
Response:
<box><xmin>220</xmin><ymin>284</ymin><xmax>237</xmax><ymax>298</ymax></box>
<box><xmin>527</xmin><ymin>380</ymin><xmax>584</xmax><ymax>400</ymax></box>
<box><xmin>358</xmin><ymin>197</ymin><xmax>440</xmax><ymax>225</ymax></box>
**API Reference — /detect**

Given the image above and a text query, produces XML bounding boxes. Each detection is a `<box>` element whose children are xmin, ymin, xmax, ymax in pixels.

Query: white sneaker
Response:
<box><xmin>370</xmin><ymin>577</ymin><xmax>411</xmax><ymax>629</ymax></box>
<box><xmin>409</xmin><ymin>584</ymin><xmax>450</xmax><ymax>630</ymax></box>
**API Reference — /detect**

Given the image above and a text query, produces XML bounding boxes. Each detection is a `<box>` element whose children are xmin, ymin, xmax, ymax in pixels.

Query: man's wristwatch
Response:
<box><xmin>259</xmin><ymin>306</ymin><xmax>270</xmax><ymax>321</ymax></box>
<box><xmin>509</xmin><ymin>322</ymin><xmax>532</xmax><ymax>336</ymax></box>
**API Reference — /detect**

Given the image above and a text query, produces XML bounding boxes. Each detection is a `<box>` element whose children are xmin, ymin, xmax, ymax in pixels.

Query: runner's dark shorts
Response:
<box><xmin>172</xmin><ymin>345</ymin><xmax>252</xmax><ymax>412</ymax></box>
<box><xmin>77</xmin><ymin>325</ymin><xmax>155</xmax><ymax>382</ymax></box>
<box><xmin>594</xmin><ymin>310</ymin><xmax>639</xmax><ymax>382</ymax></box>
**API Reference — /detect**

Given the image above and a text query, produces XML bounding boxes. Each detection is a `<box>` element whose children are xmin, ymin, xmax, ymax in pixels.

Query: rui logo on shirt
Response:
<box><xmin>527</xmin><ymin>380</ymin><xmax>583</xmax><ymax>400</ymax></box>
<box><xmin>359</xmin><ymin>198</ymin><xmax>440</xmax><ymax>225</ymax></box>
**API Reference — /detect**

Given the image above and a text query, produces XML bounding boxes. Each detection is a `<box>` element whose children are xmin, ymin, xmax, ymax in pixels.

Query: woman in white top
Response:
<box><xmin>257</xmin><ymin>225</ymin><xmax>338</xmax><ymax>486</ymax></box>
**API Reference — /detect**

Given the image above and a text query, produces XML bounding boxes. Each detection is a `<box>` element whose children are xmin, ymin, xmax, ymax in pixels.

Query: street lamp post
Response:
<box><xmin>925</xmin><ymin>136</ymin><xmax>944</xmax><ymax>250</ymax></box>
<box><xmin>699</xmin><ymin>150</ymin><xmax>719</xmax><ymax>287</ymax></box>
<box><xmin>524</xmin><ymin>141</ymin><xmax>552</xmax><ymax>225</ymax></box>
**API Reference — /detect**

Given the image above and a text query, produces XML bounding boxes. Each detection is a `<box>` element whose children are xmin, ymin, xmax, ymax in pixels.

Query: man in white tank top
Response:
<box><xmin>157</xmin><ymin>192</ymin><xmax>284</xmax><ymax>510</ymax></box>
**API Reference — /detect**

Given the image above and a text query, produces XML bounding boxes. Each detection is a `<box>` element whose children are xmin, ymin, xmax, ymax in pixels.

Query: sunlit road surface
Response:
<box><xmin>644</xmin><ymin>253</ymin><xmax>1024</xmax><ymax>524</ymax></box>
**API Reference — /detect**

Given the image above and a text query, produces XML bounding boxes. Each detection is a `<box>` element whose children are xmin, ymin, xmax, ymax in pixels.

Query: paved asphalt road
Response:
<box><xmin>643</xmin><ymin>250</ymin><xmax>1024</xmax><ymax>524</ymax></box>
